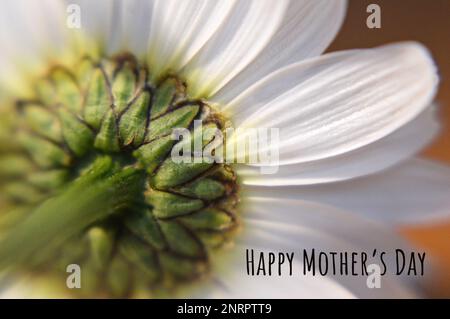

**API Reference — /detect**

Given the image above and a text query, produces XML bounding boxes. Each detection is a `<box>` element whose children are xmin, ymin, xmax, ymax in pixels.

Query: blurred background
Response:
<box><xmin>328</xmin><ymin>0</ymin><xmax>450</xmax><ymax>297</ymax></box>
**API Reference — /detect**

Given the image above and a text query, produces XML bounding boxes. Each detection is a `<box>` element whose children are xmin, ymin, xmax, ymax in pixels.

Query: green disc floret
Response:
<box><xmin>0</xmin><ymin>53</ymin><xmax>239</xmax><ymax>298</ymax></box>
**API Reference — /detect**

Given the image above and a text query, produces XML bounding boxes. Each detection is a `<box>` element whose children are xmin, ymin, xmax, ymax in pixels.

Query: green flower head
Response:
<box><xmin>0</xmin><ymin>53</ymin><xmax>240</xmax><ymax>297</ymax></box>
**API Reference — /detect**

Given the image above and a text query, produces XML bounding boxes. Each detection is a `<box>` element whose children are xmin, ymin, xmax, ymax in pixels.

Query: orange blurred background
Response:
<box><xmin>328</xmin><ymin>0</ymin><xmax>450</xmax><ymax>297</ymax></box>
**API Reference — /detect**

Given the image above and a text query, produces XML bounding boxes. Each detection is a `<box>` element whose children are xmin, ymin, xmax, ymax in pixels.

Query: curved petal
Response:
<box><xmin>67</xmin><ymin>0</ymin><xmax>116</xmax><ymax>50</ymax></box>
<box><xmin>238</xmin><ymin>105</ymin><xmax>439</xmax><ymax>185</ymax></box>
<box><xmin>213</xmin><ymin>0</ymin><xmax>348</xmax><ymax>104</ymax></box>
<box><xmin>243</xmin><ymin>158</ymin><xmax>450</xmax><ymax>225</ymax></box>
<box><xmin>145</xmin><ymin>0</ymin><xmax>237</xmax><ymax>79</ymax></box>
<box><xmin>0</xmin><ymin>0</ymin><xmax>67</xmax><ymax>94</ymax></box>
<box><xmin>100</xmin><ymin>0</ymin><xmax>153</xmax><ymax>56</ymax></box>
<box><xmin>181</xmin><ymin>0</ymin><xmax>289</xmax><ymax>98</ymax></box>
<box><xmin>221</xmin><ymin>196</ymin><xmax>426</xmax><ymax>298</ymax></box>
<box><xmin>225</xmin><ymin>42</ymin><xmax>438</xmax><ymax>165</ymax></box>
<box><xmin>0</xmin><ymin>274</ymin><xmax>70</xmax><ymax>298</ymax></box>
<box><xmin>206</xmin><ymin>245</ymin><xmax>355</xmax><ymax>299</ymax></box>
<box><xmin>0</xmin><ymin>0</ymin><xmax>66</xmax><ymax>56</ymax></box>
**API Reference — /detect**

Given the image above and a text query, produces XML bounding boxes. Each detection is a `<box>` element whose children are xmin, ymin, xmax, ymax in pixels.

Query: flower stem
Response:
<box><xmin>0</xmin><ymin>156</ymin><xmax>145</xmax><ymax>268</ymax></box>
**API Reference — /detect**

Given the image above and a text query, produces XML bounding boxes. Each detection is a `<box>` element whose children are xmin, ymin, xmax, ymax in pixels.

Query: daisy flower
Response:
<box><xmin>1</xmin><ymin>0</ymin><xmax>449</xmax><ymax>298</ymax></box>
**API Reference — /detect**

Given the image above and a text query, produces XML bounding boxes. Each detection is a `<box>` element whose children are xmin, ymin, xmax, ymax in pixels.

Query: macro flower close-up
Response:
<box><xmin>0</xmin><ymin>0</ymin><xmax>449</xmax><ymax>299</ymax></box>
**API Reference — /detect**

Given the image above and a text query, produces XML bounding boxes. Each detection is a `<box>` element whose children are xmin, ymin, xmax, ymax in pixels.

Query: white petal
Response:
<box><xmin>181</xmin><ymin>0</ymin><xmax>289</xmax><ymax>98</ymax></box>
<box><xmin>244</xmin><ymin>158</ymin><xmax>450</xmax><ymax>225</ymax></box>
<box><xmin>64</xmin><ymin>1</ymin><xmax>154</xmax><ymax>57</ymax></box>
<box><xmin>0</xmin><ymin>0</ymin><xmax>67</xmax><ymax>93</ymax></box>
<box><xmin>238</xmin><ymin>105</ymin><xmax>439</xmax><ymax>185</ymax></box>
<box><xmin>0</xmin><ymin>0</ymin><xmax>132</xmax><ymax>95</ymax></box>
<box><xmin>0</xmin><ymin>275</ymin><xmax>71</xmax><ymax>298</ymax></box>
<box><xmin>67</xmin><ymin>0</ymin><xmax>115</xmax><ymax>49</ymax></box>
<box><xmin>146</xmin><ymin>0</ymin><xmax>237</xmax><ymax>79</ymax></box>
<box><xmin>225</xmin><ymin>42</ymin><xmax>438</xmax><ymax>165</ymax></box>
<box><xmin>224</xmin><ymin>197</ymin><xmax>424</xmax><ymax>298</ymax></box>
<box><xmin>207</xmin><ymin>245</ymin><xmax>355</xmax><ymax>299</ymax></box>
<box><xmin>107</xmin><ymin>0</ymin><xmax>153</xmax><ymax>59</ymax></box>
<box><xmin>213</xmin><ymin>0</ymin><xmax>348</xmax><ymax>104</ymax></box>
<box><xmin>0</xmin><ymin>0</ymin><xmax>66</xmax><ymax>56</ymax></box>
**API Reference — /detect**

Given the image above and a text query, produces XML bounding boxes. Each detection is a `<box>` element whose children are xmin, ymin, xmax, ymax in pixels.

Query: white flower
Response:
<box><xmin>1</xmin><ymin>0</ymin><xmax>449</xmax><ymax>299</ymax></box>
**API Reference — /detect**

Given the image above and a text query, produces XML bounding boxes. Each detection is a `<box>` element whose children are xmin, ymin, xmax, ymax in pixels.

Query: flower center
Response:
<box><xmin>1</xmin><ymin>53</ymin><xmax>239</xmax><ymax>297</ymax></box>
